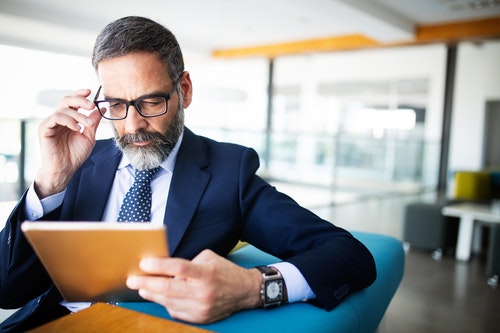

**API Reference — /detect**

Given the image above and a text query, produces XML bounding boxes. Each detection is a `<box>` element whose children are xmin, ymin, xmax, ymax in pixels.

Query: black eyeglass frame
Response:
<box><xmin>93</xmin><ymin>76</ymin><xmax>181</xmax><ymax>120</ymax></box>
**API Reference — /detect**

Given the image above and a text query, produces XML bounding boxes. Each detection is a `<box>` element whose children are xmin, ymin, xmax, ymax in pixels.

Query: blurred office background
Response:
<box><xmin>1</xmin><ymin>1</ymin><xmax>500</xmax><ymax>332</ymax></box>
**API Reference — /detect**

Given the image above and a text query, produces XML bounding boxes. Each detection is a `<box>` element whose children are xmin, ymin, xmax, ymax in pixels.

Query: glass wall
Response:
<box><xmin>268</xmin><ymin>45</ymin><xmax>447</xmax><ymax>204</ymax></box>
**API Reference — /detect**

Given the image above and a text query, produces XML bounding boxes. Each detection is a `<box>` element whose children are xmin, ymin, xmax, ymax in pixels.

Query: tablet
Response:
<box><xmin>21</xmin><ymin>221</ymin><xmax>169</xmax><ymax>302</ymax></box>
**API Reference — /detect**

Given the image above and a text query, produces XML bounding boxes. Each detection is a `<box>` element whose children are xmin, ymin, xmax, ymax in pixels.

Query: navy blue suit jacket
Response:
<box><xmin>0</xmin><ymin>128</ymin><xmax>376</xmax><ymax>331</ymax></box>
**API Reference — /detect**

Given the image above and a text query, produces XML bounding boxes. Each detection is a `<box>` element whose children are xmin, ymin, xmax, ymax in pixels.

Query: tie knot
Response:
<box><xmin>134</xmin><ymin>167</ymin><xmax>160</xmax><ymax>184</ymax></box>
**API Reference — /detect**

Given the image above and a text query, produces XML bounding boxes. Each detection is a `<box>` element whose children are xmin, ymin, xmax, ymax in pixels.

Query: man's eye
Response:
<box><xmin>142</xmin><ymin>98</ymin><xmax>162</xmax><ymax>106</ymax></box>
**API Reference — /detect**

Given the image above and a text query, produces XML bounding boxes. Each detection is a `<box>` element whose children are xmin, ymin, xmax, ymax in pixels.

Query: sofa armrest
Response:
<box><xmin>119</xmin><ymin>232</ymin><xmax>404</xmax><ymax>333</ymax></box>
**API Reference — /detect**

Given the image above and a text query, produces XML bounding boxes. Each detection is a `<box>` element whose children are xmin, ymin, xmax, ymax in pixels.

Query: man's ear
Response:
<box><xmin>180</xmin><ymin>71</ymin><xmax>193</xmax><ymax>108</ymax></box>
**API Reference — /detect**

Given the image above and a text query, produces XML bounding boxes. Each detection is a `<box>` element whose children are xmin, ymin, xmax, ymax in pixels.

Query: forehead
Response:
<box><xmin>97</xmin><ymin>52</ymin><xmax>171</xmax><ymax>97</ymax></box>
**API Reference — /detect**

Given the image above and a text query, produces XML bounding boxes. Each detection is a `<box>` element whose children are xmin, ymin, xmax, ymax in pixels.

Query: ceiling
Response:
<box><xmin>0</xmin><ymin>0</ymin><xmax>500</xmax><ymax>58</ymax></box>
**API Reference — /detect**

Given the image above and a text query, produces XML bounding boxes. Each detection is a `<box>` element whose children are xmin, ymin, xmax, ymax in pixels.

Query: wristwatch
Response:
<box><xmin>256</xmin><ymin>266</ymin><xmax>285</xmax><ymax>308</ymax></box>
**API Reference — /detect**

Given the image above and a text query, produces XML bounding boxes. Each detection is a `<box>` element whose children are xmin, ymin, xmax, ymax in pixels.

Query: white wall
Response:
<box><xmin>449</xmin><ymin>41</ymin><xmax>500</xmax><ymax>172</ymax></box>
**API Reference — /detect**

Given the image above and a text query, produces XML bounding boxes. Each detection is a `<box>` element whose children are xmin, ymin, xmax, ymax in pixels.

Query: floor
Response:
<box><xmin>382</xmin><ymin>248</ymin><xmax>500</xmax><ymax>333</ymax></box>
<box><xmin>2</xmin><ymin>192</ymin><xmax>500</xmax><ymax>331</ymax></box>
<box><xmin>307</xmin><ymin>191</ymin><xmax>500</xmax><ymax>333</ymax></box>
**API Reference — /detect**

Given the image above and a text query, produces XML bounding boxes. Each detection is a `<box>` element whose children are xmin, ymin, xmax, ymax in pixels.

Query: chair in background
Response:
<box><xmin>402</xmin><ymin>202</ymin><xmax>458</xmax><ymax>260</ymax></box>
<box><xmin>453</xmin><ymin>170</ymin><xmax>491</xmax><ymax>201</ymax></box>
<box><xmin>403</xmin><ymin>171</ymin><xmax>492</xmax><ymax>260</ymax></box>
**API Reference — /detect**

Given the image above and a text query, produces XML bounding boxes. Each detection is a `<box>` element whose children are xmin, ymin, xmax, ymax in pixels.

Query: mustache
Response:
<box><xmin>117</xmin><ymin>130</ymin><xmax>168</xmax><ymax>146</ymax></box>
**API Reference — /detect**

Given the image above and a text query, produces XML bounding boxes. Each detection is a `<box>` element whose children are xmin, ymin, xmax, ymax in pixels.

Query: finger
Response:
<box><xmin>137</xmin><ymin>287</ymin><xmax>171</xmax><ymax>306</ymax></box>
<box><xmin>42</xmin><ymin>109</ymin><xmax>94</xmax><ymax>134</ymax></box>
<box><xmin>78</xmin><ymin>109</ymin><xmax>103</xmax><ymax>135</ymax></box>
<box><xmin>128</xmin><ymin>277</ymin><xmax>206</xmax><ymax>323</ymax></box>
<box><xmin>74</xmin><ymin>88</ymin><xmax>92</xmax><ymax>98</ymax></box>
<box><xmin>127</xmin><ymin>275</ymin><xmax>190</xmax><ymax>299</ymax></box>
<box><xmin>48</xmin><ymin>88</ymin><xmax>100</xmax><ymax>134</ymax></box>
<box><xmin>127</xmin><ymin>275</ymin><xmax>170</xmax><ymax>291</ymax></box>
<box><xmin>135</xmin><ymin>286</ymin><xmax>199</xmax><ymax>323</ymax></box>
<box><xmin>138</xmin><ymin>257</ymin><xmax>204</xmax><ymax>280</ymax></box>
<box><xmin>140</xmin><ymin>289</ymin><xmax>203</xmax><ymax>322</ymax></box>
<box><xmin>57</xmin><ymin>89</ymin><xmax>95</xmax><ymax>112</ymax></box>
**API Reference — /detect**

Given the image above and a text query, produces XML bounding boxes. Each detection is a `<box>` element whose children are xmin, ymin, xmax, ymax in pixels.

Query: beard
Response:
<box><xmin>114</xmin><ymin>105</ymin><xmax>184</xmax><ymax>170</ymax></box>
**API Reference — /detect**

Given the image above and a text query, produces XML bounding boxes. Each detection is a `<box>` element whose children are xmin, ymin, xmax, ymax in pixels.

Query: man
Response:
<box><xmin>0</xmin><ymin>16</ymin><xmax>376</xmax><ymax>332</ymax></box>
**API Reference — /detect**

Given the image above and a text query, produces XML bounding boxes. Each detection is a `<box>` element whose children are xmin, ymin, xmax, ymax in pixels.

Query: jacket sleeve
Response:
<box><xmin>238</xmin><ymin>148</ymin><xmax>376</xmax><ymax>310</ymax></box>
<box><xmin>0</xmin><ymin>192</ymin><xmax>60</xmax><ymax>309</ymax></box>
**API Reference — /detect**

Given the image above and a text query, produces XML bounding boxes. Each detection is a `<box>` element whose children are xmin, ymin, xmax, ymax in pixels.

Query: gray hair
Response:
<box><xmin>92</xmin><ymin>16</ymin><xmax>184</xmax><ymax>82</ymax></box>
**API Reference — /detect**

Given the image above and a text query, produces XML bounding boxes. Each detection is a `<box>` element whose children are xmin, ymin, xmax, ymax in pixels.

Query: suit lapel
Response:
<box><xmin>73</xmin><ymin>140</ymin><xmax>121</xmax><ymax>221</ymax></box>
<box><xmin>164</xmin><ymin>129</ymin><xmax>210</xmax><ymax>255</ymax></box>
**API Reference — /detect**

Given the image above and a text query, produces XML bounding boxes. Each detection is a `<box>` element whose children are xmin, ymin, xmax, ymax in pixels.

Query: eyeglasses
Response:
<box><xmin>93</xmin><ymin>78</ymin><xmax>179</xmax><ymax>120</ymax></box>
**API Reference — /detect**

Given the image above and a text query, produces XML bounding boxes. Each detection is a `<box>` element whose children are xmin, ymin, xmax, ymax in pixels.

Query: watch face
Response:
<box><xmin>266</xmin><ymin>281</ymin><xmax>282</xmax><ymax>300</ymax></box>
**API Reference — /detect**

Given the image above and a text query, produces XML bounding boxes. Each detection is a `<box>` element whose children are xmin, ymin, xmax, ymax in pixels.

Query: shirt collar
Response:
<box><xmin>117</xmin><ymin>130</ymin><xmax>184</xmax><ymax>173</ymax></box>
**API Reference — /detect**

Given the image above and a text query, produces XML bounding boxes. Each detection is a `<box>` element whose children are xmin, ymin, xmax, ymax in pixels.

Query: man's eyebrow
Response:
<box><xmin>103</xmin><ymin>91</ymin><xmax>167</xmax><ymax>100</ymax></box>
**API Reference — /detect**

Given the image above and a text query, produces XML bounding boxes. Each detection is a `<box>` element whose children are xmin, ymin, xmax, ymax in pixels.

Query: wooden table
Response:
<box><xmin>26</xmin><ymin>303</ymin><xmax>213</xmax><ymax>333</ymax></box>
<box><xmin>442</xmin><ymin>202</ymin><xmax>500</xmax><ymax>261</ymax></box>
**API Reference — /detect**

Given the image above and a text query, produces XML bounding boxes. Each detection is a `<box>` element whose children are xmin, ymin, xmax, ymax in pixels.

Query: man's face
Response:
<box><xmin>96</xmin><ymin>52</ymin><xmax>192</xmax><ymax>169</ymax></box>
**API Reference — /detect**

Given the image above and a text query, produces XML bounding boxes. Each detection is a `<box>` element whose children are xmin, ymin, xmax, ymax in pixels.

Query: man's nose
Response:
<box><xmin>124</xmin><ymin>105</ymin><xmax>147</xmax><ymax>133</ymax></box>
